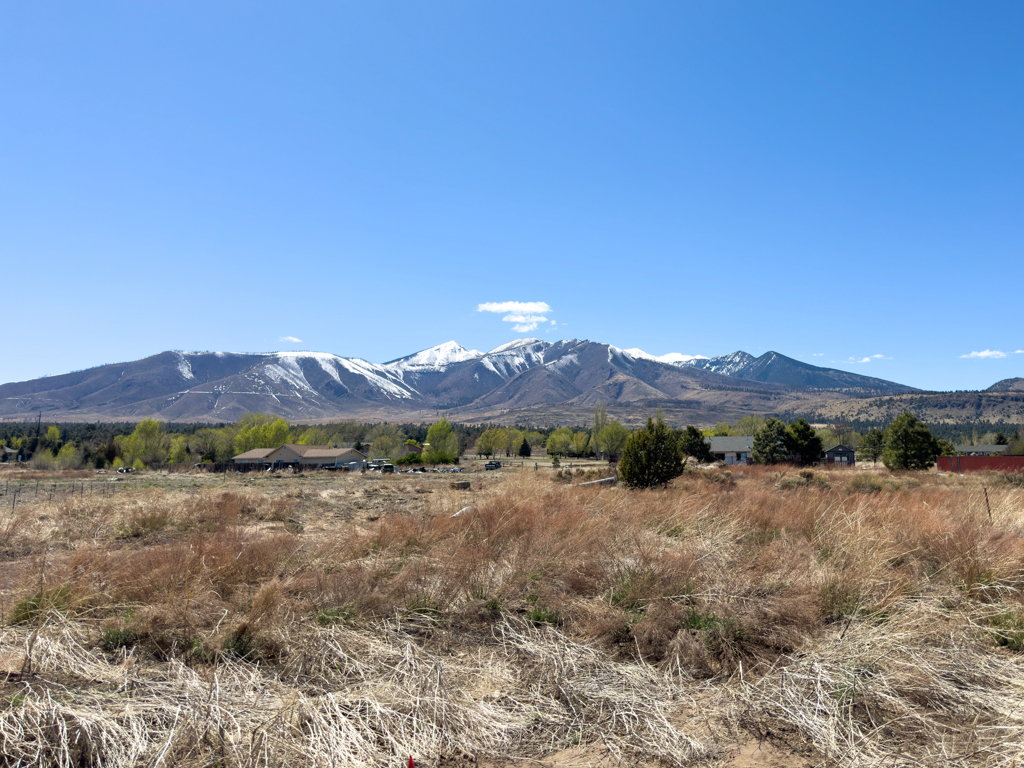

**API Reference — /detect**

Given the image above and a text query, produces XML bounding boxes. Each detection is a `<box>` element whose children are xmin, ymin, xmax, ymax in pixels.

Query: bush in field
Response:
<box><xmin>619</xmin><ymin>416</ymin><xmax>684</xmax><ymax>489</ymax></box>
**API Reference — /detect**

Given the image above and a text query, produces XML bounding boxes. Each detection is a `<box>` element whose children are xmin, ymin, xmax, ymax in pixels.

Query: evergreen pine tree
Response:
<box><xmin>752</xmin><ymin>418</ymin><xmax>789</xmax><ymax>464</ymax></box>
<box><xmin>882</xmin><ymin>411</ymin><xmax>939</xmax><ymax>471</ymax></box>
<box><xmin>619</xmin><ymin>416</ymin><xmax>684</xmax><ymax>489</ymax></box>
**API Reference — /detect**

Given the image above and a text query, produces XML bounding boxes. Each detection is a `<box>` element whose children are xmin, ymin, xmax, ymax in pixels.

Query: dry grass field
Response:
<box><xmin>1</xmin><ymin>461</ymin><xmax>1024</xmax><ymax>767</ymax></box>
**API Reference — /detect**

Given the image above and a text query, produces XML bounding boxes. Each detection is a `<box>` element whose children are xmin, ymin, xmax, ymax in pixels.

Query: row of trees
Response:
<box><xmin>618</xmin><ymin>410</ymin><xmax>961</xmax><ymax>488</ymax></box>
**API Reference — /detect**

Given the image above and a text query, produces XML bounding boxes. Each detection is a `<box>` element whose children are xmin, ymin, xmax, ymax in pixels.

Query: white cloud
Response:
<box><xmin>280</xmin><ymin>336</ymin><xmax>303</xmax><ymax>343</ymax></box>
<box><xmin>477</xmin><ymin>301</ymin><xmax>552</xmax><ymax>333</ymax></box>
<box><xmin>960</xmin><ymin>350</ymin><xmax>1007</xmax><ymax>359</ymax></box>
<box><xmin>812</xmin><ymin>353</ymin><xmax>824</xmax><ymax>357</ymax></box>
<box><xmin>477</xmin><ymin>301</ymin><xmax>551</xmax><ymax>315</ymax></box>
<box><xmin>849</xmin><ymin>357</ymin><xmax>872</xmax><ymax>364</ymax></box>
<box><xmin>503</xmin><ymin>313</ymin><xmax>547</xmax><ymax>324</ymax></box>
<box><xmin>1016</xmin><ymin>350</ymin><xmax>1024</xmax><ymax>354</ymax></box>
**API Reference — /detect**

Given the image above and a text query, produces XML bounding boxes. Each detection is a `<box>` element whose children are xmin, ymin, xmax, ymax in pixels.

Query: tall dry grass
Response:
<box><xmin>3</xmin><ymin>467</ymin><xmax>1024</xmax><ymax>764</ymax></box>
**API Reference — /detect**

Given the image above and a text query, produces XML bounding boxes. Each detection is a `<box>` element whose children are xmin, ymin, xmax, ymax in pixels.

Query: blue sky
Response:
<box><xmin>1</xmin><ymin>1</ymin><xmax>1021</xmax><ymax>392</ymax></box>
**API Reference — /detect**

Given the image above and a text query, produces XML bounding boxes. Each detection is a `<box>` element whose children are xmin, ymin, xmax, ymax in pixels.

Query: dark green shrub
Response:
<box><xmin>317</xmin><ymin>605</ymin><xmax>358</xmax><ymax>626</ymax></box>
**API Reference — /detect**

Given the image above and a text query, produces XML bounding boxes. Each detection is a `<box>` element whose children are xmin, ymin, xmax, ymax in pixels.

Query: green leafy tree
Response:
<box><xmin>571</xmin><ymin>430</ymin><xmax>592</xmax><ymax>457</ymax></box>
<box><xmin>296</xmin><ymin>427</ymin><xmax>331</xmax><ymax>446</ymax></box>
<box><xmin>475</xmin><ymin>427</ymin><xmax>501</xmax><ymax>457</ymax></box>
<box><xmin>786</xmin><ymin>418</ymin><xmax>823</xmax><ymax>466</ymax></box>
<box><xmin>368</xmin><ymin>423</ymin><xmax>404</xmax><ymax>460</ymax></box>
<box><xmin>546</xmin><ymin>428</ymin><xmax>573</xmax><ymax>457</ymax></box>
<box><xmin>595</xmin><ymin>421</ymin><xmax>630</xmax><ymax>460</ymax></box>
<box><xmin>423</xmin><ymin>418</ymin><xmax>459</xmax><ymax>463</ymax></box>
<box><xmin>518</xmin><ymin>437</ymin><xmax>531</xmax><ymax>457</ymax></box>
<box><xmin>734</xmin><ymin>415</ymin><xmax>765</xmax><ymax>436</ymax></box>
<box><xmin>995</xmin><ymin>432</ymin><xmax>1009</xmax><ymax>445</ymax></box>
<box><xmin>493</xmin><ymin>427</ymin><xmax>511</xmax><ymax>457</ymax></box>
<box><xmin>55</xmin><ymin>443</ymin><xmax>83</xmax><ymax>470</ymax></box>
<box><xmin>591</xmin><ymin>405</ymin><xmax>609</xmax><ymax>456</ymax></box>
<box><xmin>122</xmin><ymin>419</ymin><xmax>169</xmax><ymax>468</ymax></box>
<box><xmin>936</xmin><ymin>438</ymin><xmax>956</xmax><ymax>456</ymax></box>
<box><xmin>680</xmin><ymin>425</ymin><xmax>714</xmax><ymax>464</ymax></box>
<box><xmin>752</xmin><ymin>418</ymin><xmax>789</xmax><ymax>465</ymax></box>
<box><xmin>882</xmin><ymin>411</ymin><xmax>939</xmax><ymax>471</ymax></box>
<box><xmin>41</xmin><ymin>426</ymin><xmax>62</xmax><ymax>456</ymax></box>
<box><xmin>167</xmin><ymin>435</ymin><xmax>192</xmax><ymax>464</ymax></box>
<box><xmin>712</xmin><ymin>422</ymin><xmax>731</xmax><ymax>436</ymax></box>
<box><xmin>619</xmin><ymin>416</ymin><xmax>685</xmax><ymax>489</ymax></box>
<box><xmin>234</xmin><ymin>414</ymin><xmax>290</xmax><ymax>455</ymax></box>
<box><xmin>859</xmin><ymin>428</ymin><xmax>885</xmax><ymax>465</ymax></box>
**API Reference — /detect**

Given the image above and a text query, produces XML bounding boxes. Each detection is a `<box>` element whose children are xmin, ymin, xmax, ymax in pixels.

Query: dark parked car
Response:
<box><xmin>484</xmin><ymin>461</ymin><xmax>501</xmax><ymax>470</ymax></box>
<box><xmin>380</xmin><ymin>464</ymin><xmax>396</xmax><ymax>474</ymax></box>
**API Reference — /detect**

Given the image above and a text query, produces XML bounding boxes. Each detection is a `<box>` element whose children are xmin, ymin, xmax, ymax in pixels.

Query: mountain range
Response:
<box><xmin>0</xmin><ymin>339</ymin><xmax>1015</xmax><ymax>426</ymax></box>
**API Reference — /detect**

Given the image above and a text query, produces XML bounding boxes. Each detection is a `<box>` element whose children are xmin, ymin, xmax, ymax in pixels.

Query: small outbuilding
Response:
<box><xmin>824</xmin><ymin>445</ymin><xmax>856</xmax><ymax>466</ymax></box>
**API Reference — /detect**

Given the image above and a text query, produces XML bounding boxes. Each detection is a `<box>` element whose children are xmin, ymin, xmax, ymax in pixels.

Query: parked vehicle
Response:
<box><xmin>380</xmin><ymin>464</ymin><xmax>396</xmax><ymax>474</ymax></box>
<box><xmin>484</xmin><ymin>461</ymin><xmax>501</xmax><ymax>470</ymax></box>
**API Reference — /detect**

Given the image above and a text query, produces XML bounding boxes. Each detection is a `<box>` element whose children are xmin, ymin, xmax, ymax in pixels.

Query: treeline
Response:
<box><xmin>2</xmin><ymin>409</ymin><xmax>1020</xmax><ymax>471</ymax></box>
<box><xmin>0</xmin><ymin>416</ymin><xmax>564</xmax><ymax>470</ymax></box>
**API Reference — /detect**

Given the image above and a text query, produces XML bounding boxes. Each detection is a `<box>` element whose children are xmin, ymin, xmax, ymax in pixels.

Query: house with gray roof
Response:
<box><xmin>233</xmin><ymin>444</ymin><xmax>367</xmax><ymax>470</ymax></box>
<box><xmin>706</xmin><ymin>435</ymin><xmax>753</xmax><ymax>466</ymax></box>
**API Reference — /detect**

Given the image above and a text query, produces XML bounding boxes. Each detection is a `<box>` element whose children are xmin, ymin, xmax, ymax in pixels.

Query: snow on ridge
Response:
<box><xmin>482</xmin><ymin>339</ymin><xmax>547</xmax><ymax>378</ymax></box>
<box><xmin>486</xmin><ymin>338</ymin><xmax>543</xmax><ymax>355</ymax></box>
<box><xmin>272</xmin><ymin>351</ymin><xmax>348</xmax><ymax>385</ymax></box>
<box><xmin>546</xmin><ymin>353</ymin><xmax>579</xmax><ymax>372</ymax></box>
<box><xmin>622</xmin><ymin>348</ymin><xmax>709</xmax><ymax>365</ymax></box>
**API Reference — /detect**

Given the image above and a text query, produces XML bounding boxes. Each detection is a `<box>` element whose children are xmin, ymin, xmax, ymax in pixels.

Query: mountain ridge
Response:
<box><xmin>0</xmin><ymin>339</ymin><xmax>936</xmax><ymax>424</ymax></box>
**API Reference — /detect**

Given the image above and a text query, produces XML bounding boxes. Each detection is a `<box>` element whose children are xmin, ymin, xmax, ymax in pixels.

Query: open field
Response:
<box><xmin>1</xmin><ymin>462</ymin><xmax>1024</xmax><ymax>766</ymax></box>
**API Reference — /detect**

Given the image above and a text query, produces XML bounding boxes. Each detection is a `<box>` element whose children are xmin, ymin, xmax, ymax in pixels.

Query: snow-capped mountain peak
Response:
<box><xmin>384</xmin><ymin>341</ymin><xmax>483</xmax><ymax>371</ymax></box>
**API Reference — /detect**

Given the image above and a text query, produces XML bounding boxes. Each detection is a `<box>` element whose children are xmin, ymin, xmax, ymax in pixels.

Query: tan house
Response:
<box><xmin>233</xmin><ymin>444</ymin><xmax>367</xmax><ymax>470</ymax></box>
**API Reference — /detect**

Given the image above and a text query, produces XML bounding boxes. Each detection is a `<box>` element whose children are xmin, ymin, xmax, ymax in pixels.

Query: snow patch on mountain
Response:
<box><xmin>263</xmin><ymin>358</ymin><xmax>315</xmax><ymax>394</ymax></box>
<box><xmin>547</xmin><ymin>353</ymin><xmax>579</xmax><ymax>372</ymax></box>
<box><xmin>337</xmin><ymin>358</ymin><xmax>415</xmax><ymax>399</ymax></box>
<box><xmin>175</xmin><ymin>352</ymin><xmax>195</xmax><ymax>380</ymax></box>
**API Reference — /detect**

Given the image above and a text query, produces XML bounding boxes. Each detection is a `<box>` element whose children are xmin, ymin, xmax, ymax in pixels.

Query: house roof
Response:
<box><xmin>707</xmin><ymin>436</ymin><xmax>754</xmax><ymax>453</ymax></box>
<box><xmin>955</xmin><ymin>445</ymin><xmax>1009</xmax><ymax>454</ymax></box>
<box><xmin>234</xmin><ymin>444</ymin><xmax>368</xmax><ymax>462</ymax></box>
<box><xmin>300</xmin><ymin>447</ymin><xmax>367</xmax><ymax>459</ymax></box>
<box><xmin>824</xmin><ymin>444</ymin><xmax>855</xmax><ymax>454</ymax></box>
<box><xmin>233</xmin><ymin>448</ymin><xmax>276</xmax><ymax>460</ymax></box>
